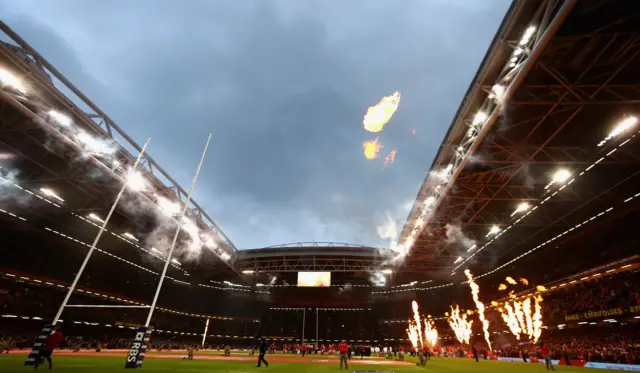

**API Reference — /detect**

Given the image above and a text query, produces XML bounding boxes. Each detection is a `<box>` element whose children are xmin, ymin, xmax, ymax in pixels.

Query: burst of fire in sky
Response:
<box><xmin>498</xmin><ymin>283</ymin><xmax>507</xmax><ymax>291</ymax></box>
<box><xmin>423</xmin><ymin>317</ymin><xmax>439</xmax><ymax>347</ymax></box>
<box><xmin>383</xmin><ymin>150</ymin><xmax>397</xmax><ymax>168</ymax></box>
<box><xmin>498</xmin><ymin>293</ymin><xmax>544</xmax><ymax>344</ymax></box>
<box><xmin>465</xmin><ymin>270</ymin><xmax>492</xmax><ymax>351</ymax></box>
<box><xmin>505</xmin><ymin>276</ymin><xmax>517</xmax><ymax>285</ymax></box>
<box><xmin>363</xmin><ymin>137</ymin><xmax>383</xmax><ymax>160</ymax></box>
<box><xmin>446</xmin><ymin>305</ymin><xmax>473</xmax><ymax>345</ymax></box>
<box><xmin>519</xmin><ymin>277</ymin><xmax>529</xmax><ymax>285</ymax></box>
<box><xmin>363</xmin><ymin>91</ymin><xmax>401</xmax><ymax>133</ymax></box>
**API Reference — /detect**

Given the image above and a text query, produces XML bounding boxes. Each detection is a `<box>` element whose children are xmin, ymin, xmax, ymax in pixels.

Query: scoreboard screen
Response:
<box><xmin>297</xmin><ymin>272</ymin><xmax>331</xmax><ymax>287</ymax></box>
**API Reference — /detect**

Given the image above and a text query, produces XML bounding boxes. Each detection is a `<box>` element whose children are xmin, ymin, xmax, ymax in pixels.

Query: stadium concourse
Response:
<box><xmin>1</xmin><ymin>0</ymin><xmax>640</xmax><ymax>372</ymax></box>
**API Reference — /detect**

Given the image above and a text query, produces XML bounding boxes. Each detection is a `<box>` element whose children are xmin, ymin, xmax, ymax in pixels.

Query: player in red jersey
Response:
<box><xmin>338</xmin><ymin>340</ymin><xmax>349</xmax><ymax>370</ymax></box>
<box><xmin>35</xmin><ymin>326</ymin><xmax>62</xmax><ymax>370</ymax></box>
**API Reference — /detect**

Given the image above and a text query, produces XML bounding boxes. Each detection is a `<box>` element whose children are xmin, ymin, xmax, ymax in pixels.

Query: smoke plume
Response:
<box><xmin>444</xmin><ymin>223</ymin><xmax>476</xmax><ymax>250</ymax></box>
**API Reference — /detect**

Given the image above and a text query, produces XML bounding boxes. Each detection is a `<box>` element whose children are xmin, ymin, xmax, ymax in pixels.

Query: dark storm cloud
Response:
<box><xmin>1</xmin><ymin>0</ymin><xmax>509</xmax><ymax>249</ymax></box>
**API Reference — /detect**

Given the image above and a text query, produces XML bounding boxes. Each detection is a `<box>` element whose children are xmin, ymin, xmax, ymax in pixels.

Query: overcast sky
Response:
<box><xmin>1</xmin><ymin>0</ymin><xmax>509</xmax><ymax>250</ymax></box>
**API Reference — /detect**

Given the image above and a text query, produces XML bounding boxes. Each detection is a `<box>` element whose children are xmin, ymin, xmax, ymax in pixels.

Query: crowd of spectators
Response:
<box><xmin>2</xmin><ymin>268</ymin><xmax>639</xmax><ymax>366</ymax></box>
<box><xmin>543</xmin><ymin>270</ymin><xmax>639</xmax><ymax>321</ymax></box>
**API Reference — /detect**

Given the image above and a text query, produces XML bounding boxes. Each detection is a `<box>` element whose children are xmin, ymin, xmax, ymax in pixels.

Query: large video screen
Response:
<box><xmin>297</xmin><ymin>272</ymin><xmax>331</xmax><ymax>287</ymax></box>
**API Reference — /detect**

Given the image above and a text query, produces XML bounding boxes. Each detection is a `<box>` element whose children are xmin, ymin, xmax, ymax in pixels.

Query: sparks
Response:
<box><xmin>465</xmin><ymin>270</ymin><xmax>492</xmax><ymax>350</ymax></box>
<box><xmin>383</xmin><ymin>150</ymin><xmax>397</xmax><ymax>168</ymax></box>
<box><xmin>363</xmin><ymin>91</ymin><xmax>401</xmax><ymax>133</ymax></box>
<box><xmin>363</xmin><ymin>138</ymin><xmax>383</xmax><ymax>160</ymax></box>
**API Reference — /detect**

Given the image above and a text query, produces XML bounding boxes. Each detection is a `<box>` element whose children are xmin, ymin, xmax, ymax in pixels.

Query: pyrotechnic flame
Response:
<box><xmin>519</xmin><ymin>277</ymin><xmax>529</xmax><ymax>285</ymax></box>
<box><xmin>407</xmin><ymin>301</ymin><xmax>439</xmax><ymax>349</ymax></box>
<box><xmin>407</xmin><ymin>326</ymin><xmax>419</xmax><ymax>350</ymax></box>
<box><xmin>498</xmin><ymin>293</ymin><xmax>544</xmax><ymax>344</ymax></box>
<box><xmin>383</xmin><ymin>150</ymin><xmax>397</xmax><ymax>168</ymax></box>
<box><xmin>423</xmin><ymin>318</ymin><xmax>438</xmax><ymax>347</ymax></box>
<box><xmin>447</xmin><ymin>305</ymin><xmax>473</xmax><ymax>345</ymax></box>
<box><xmin>412</xmin><ymin>301</ymin><xmax>424</xmax><ymax>348</ymax></box>
<box><xmin>465</xmin><ymin>270</ymin><xmax>492</xmax><ymax>350</ymax></box>
<box><xmin>498</xmin><ymin>283</ymin><xmax>507</xmax><ymax>291</ymax></box>
<box><xmin>536</xmin><ymin>285</ymin><xmax>547</xmax><ymax>292</ymax></box>
<box><xmin>363</xmin><ymin>138</ymin><xmax>383</xmax><ymax>160</ymax></box>
<box><xmin>363</xmin><ymin>91</ymin><xmax>401</xmax><ymax>133</ymax></box>
<box><xmin>532</xmin><ymin>295</ymin><xmax>543</xmax><ymax>343</ymax></box>
<box><xmin>505</xmin><ymin>276</ymin><xmax>517</xmax><ymax>285</ymax></box>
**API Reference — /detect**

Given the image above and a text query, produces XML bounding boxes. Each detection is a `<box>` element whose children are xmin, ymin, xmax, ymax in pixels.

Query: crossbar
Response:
<box><xmin>64</xmin><ymin>305</ymin><xmax>151</xmax><ymax>309</ymax></box>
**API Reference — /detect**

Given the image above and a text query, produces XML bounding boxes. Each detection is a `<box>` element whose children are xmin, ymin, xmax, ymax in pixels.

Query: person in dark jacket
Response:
<box><xmin>257</xmin><ymin>339</ymin><xmax>269</xmax><ymax>368</ymax></box>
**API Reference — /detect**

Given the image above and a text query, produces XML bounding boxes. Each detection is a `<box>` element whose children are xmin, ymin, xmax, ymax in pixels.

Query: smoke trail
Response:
<box><xmin>38</xmin><ymin>109</ymin><xmax>120</xmax><ymax>167</ymax></box>
<box><xmin>444</xmin><ymin>223</ymin><xmax>476</xmax><ymax>250</ymax></box>
<box><xmin>369</xmin><ymin>271</ymin><xmax>386</xmax><ymax>286</ymax></box>
<box><xmin>0</xmin><ymin>167</ymin><xmax>31</xmax><ymax>206</ymax></box>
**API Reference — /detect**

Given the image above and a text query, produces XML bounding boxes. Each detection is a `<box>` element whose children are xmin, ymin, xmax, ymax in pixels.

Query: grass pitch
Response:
<box><xmin>0</xmin><ymin>353</ymin><xmax>619</xmax><ymax>373</ymax></box>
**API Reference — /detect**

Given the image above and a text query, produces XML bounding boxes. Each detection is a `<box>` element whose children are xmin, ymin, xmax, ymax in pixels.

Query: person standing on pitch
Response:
<box><xmin>338</xmin><ymin>340</ymin><xmax>349</xmax><ymax>370</ymax></box>
<box><xmin>540</xmin><ymin>343</ymin><xmax>555</xmax><ymax>371</ymax></box>
<box><xmin>257</xmin><ymin>338</ymin><xmax>269</xmax><ymax>368</ymax></box>
<box><xmin>35</xmin><ymin>326</ymin><xmax>62</xmax><ymax>370</ymax></box>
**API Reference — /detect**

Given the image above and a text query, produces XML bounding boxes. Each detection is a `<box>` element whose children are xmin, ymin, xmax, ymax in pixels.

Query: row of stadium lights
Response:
<box><xmin>0</xmin><ymin>271</ymin><xmax>247</xmax><ymax>322</ymax></box>
<box><xmin>0</xmin><ymin>314</ymin><xmax>248</xmax><ymax>337</ymax></box>
<box><xmin>42</xmin><ymin>225</ymin><xmax>258</xmax><ymax>292</ymax></box>
<box><xmin>6</xmin><ymin>176</ymin><xmax>638</xmax><ymax>298</ymax></box>
<box><xmin>0</xmin><ymin>175</ymin><xmax>251</xmax><ymax>289</ymax></box>
<box><xmin>6</xmin><ymin>312</ymin><xmax>633</xmax><ymax>341</ymax></box>
<box><xmin>394</xmin><ymin>21</ymin><xmax>638</xmax><ymax>271</ymax></box>
<box><xmin>1</xmin><ymin>65</ymin><xmax>232</xmax><ymax>263</ymax></box>
<box><xmin>378</xmin><ymin>262</ymin><xmax>637</xmax><ymax>325</ymax></box>
<box><xmin>453</xmin><ymin>122</ymin><xmax>638</xmax><ymax>276</ymax></box>
<box><xmin>397</xmin><ymin>26</ymin><xmax>542</xmax><ymax>259</ymax></box>
<box><xmin>473</xmin><ymin>198</ymin><xmax>637</xmax><ymax>281</ymax></box>
<box><xmin>4</xmin><ymin>263</ymin><xmax>634</xmax><ymax>337</ymax></box>
<box><xmin>1</xmin><ymin>204</ymin><xmax>261</xmax><ymax>295</ymax></box>
<box><xmin>72</xmin><ymin>213</ymin><xmax>183</xmax><ymax>270</ymax></box>
<box><xmin>269</xmin><ymin>308</ymin><xmax>372</xmax><ymax>311</ymax></box>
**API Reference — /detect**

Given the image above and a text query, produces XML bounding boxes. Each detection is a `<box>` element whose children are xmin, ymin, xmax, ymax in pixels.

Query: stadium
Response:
<box><xmin>1</xmin><ymin>0</ymin><xmax>639</xmax><ymax>372</ymax></box>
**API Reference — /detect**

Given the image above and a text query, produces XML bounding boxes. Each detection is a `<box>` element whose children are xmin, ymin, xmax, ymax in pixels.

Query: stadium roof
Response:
<box><xmin>395</xmin><ymin>0</ymin><xmax>640</xmax><ymax>281</ymax></box>
<box><xmin>1</xmin><ymin>0</ymin><xmax>639</xmax><ymax>296</ymax></box>
<box><xmin>0</xmin><ymin>20</ymin><xmax>236</xmax><ymax>272</ymax></box>
<box><xmin>235</xmin><ymin>242</ymin><xmax>391</xmax><ymax>273</ymax></box>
